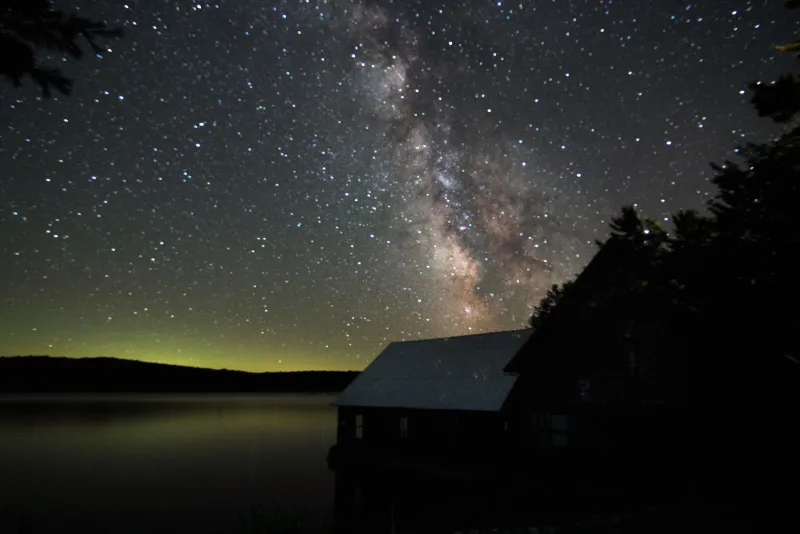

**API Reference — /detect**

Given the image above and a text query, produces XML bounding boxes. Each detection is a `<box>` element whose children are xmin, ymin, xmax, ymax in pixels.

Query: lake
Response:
<box><xmin>0</xmin><ymin>394</ymin><xmax>337</xmax><ymax>534</ymax></box>
<box><xmin>0</xmin><ymin>395</ymin><xmax>790</xmax><ymax>534</ymax></box>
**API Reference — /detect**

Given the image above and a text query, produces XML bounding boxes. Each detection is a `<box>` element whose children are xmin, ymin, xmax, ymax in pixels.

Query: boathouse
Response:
<box><xmin>330</xmin><ymin>329</ymin><xmax>531</xmax><ymax>460</ymax></box>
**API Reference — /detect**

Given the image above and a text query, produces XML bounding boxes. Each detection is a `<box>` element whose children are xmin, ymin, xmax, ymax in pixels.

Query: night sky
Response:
<box><xmin>0</xmin><ymin>1</ymin><xmax>795</xmax><ymax>371</ymax></box>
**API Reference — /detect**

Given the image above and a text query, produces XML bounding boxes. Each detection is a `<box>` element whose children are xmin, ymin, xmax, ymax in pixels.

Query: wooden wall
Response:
<box><xmin>336</xmin><ymin>406</ymin><xmax>514</xmax><ymax>454</ymax></box>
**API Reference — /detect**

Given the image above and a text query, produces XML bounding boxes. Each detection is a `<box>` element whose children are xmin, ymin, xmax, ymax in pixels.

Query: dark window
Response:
<box><xmin>353</xmin><ymin>487</ymin><xmax>363</xmax><ymax>511</ymax></box>
<box><xmin>400</xmin><ymin>415</ymin><xmax>409</xmax><ymax>438</ymax></box>
<box><xmin>355</xmin><ymin>414</ymin><xmax>363</xmax><ymax>439</ymax></box>
<box><xmin>531</xmin><ymin>413</ymin><xmax>546</xmax><ymax>430</ymax></box>
<box><xmin>551</xmin><ymin>414</ymin><xmax>568</xmax><ymax>446</ymax></box>
<box><xmin>551</xmin><ymin>414</ymin><xmax>567</xmax><ymax>431</ymax></box>
<box><xmin>577</xmin><ymin>379</ymin><xmax>591</xmax><ymax>401</ymax></box>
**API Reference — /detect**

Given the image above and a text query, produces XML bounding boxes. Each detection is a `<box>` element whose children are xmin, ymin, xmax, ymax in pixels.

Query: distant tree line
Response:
<box><xmin>0</xmin><ymin>356</ymin><xmax>359</xmax><ymax>393</ymax></box>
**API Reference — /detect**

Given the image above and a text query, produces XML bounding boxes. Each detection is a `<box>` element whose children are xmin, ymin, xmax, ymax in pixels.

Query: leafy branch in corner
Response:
<box><xmin>0</xmin><ymin>0</ymin><xmax>122</xmax><ymax>96</ymax></box>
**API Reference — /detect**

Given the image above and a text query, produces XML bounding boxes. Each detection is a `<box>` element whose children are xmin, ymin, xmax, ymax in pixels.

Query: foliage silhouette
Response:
<box><xmin>528</xmin><ymin>281</ymin><xmax>573</xmax><ymax>330</ymax></box>
<box><xmin>523</xmin><ymin>0</ymin><xmax>800</xmax><ymax>446</ymax></box>
<box><xmin>0</xmin><ymin>0</ymin><xmax>122</xmax><ymax>96</ymax></box>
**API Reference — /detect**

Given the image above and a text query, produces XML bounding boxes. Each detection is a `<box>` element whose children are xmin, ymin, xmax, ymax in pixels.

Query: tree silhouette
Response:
<box><xmin>750</xmin><ymin>1</ymin><xmax>800</xmax><ymax>121</ymax></box>
<box><xmin>522</xmin><ymin>0</ymin><xmax>800</xmax><ymax>444</ymax></box>
<box><xmin>528</xmin><ymin>281</ymin><xmax>573</xmax><ymax>330</ymax></box>
<box><xmin>750</xmin><ymin>76</ymin><xmax>800</xmax><ymax>123</ymax></box>
<box><xmin>0</xmin><ymin>0</ymin><xmax>122</xmax><ymax>96</ymax></box>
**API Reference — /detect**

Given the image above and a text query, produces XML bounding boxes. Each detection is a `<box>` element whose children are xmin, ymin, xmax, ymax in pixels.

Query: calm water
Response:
<box><xmin>0</xmin><ymin>394</ymin><xmax>337</xmax><ymax>534</ymax></box>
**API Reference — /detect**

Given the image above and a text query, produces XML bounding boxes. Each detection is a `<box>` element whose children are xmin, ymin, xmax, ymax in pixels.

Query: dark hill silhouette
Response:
<box><xmin>0</xmin><ymin>356</ymin><xmax>359</xmax><ymax>393</ymax></box>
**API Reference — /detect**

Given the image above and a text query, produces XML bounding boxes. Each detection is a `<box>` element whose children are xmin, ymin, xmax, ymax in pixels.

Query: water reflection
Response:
<box><xmin>0</xmin><ymin>395</ymin><xmax>789</xmax><ymax>533</ymax></box>
<box><xmin>0</xmin><ymin>394</ymin><xmax>336</xmax><ymax>534</ymax></box>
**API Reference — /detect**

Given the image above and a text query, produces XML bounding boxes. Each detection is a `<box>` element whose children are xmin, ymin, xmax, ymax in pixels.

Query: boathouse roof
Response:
<box><xmin>332</xmin><ymin>329</ymin><xmax>531</xmax><ymax>412</ymax></box>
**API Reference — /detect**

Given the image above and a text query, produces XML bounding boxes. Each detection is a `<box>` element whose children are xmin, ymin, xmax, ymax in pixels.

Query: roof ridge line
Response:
<box><xmin>387</xmin><ymin>328</ymin><xmax>532</xmax><ymax>346</ymax></box>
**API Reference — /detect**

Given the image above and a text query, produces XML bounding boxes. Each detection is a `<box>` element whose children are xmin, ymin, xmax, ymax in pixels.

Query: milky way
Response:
<box><xmin>0</xmin><ymin>1</ymin><xmax>795</xmax><ymax>370</ymax></box>
<box><xmin>339</xmin><ymin>2</ymin><xmax>598</xmax><ymax>332</ymax></box>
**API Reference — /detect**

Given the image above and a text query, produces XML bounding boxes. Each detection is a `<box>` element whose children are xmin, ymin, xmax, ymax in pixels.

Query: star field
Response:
<box><xmin>0</xmin><ymin>1</ymin><xmax>795</xmax><ymax>371</ymax></box>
